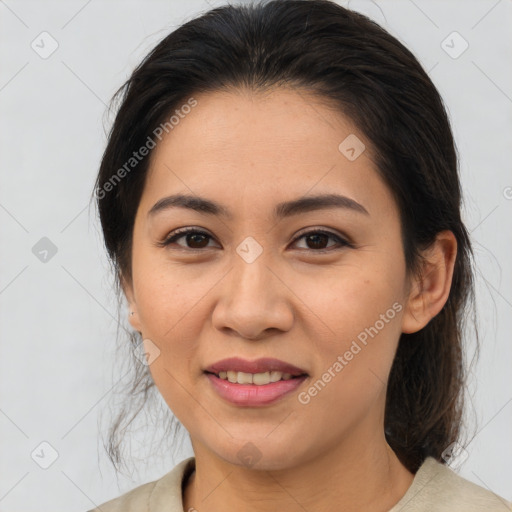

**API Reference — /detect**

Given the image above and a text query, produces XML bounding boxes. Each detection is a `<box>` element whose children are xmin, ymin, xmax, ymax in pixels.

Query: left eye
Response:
<box><xmin>158</xmin><ymin>228</ymin><xmax>351</xmax><ymax>252</ymax></box>
<box><xmin>292</xmin><ymin>230</ymin><xmax>350</xmax><ymax>251</ymax></box>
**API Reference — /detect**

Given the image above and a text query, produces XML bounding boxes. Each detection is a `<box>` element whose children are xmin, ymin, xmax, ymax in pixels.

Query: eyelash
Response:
<box><xmin>157</xmin><ymin>227</ymin><xmax>353</xmax><ymax>252</ymax></box>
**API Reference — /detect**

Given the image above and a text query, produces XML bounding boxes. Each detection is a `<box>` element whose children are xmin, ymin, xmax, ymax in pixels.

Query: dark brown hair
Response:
<box><xmin>93</xmin><ymin>0</ymin><xmax>477</xmax><ymax>476</ymax></box>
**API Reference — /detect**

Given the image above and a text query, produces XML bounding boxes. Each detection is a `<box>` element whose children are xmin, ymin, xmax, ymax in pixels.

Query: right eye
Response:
<box><xmin>157</xmin><ymin>227</ymin><xmax>219</xmax><ymax>250</ymax></box>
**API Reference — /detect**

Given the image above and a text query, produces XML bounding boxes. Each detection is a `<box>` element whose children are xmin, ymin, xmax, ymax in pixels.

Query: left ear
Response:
<box><xmin>401</xmin><ymin>230</ymin><xmax>457</xmax><ymax>334</ymax></box>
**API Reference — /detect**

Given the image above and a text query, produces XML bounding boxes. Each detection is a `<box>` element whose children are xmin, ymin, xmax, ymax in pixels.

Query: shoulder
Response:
<box><xmin>390</xmin><ymin>457</ymin><xmax>512</xmax><ymax>512</ymax></box>
<box><xmin>86</xmin><ymin>457</ymin><xmax>195</xmax><ymax>512</ymax></box>
<box><xmin>86</xmin><ymin>480</ymin><xmax>156</xmax><ymax>512</ymax></box>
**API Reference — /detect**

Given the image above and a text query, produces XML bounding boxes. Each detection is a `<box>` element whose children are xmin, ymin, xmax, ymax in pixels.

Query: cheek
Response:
<box><xmin>295</xmin><ymin>260</ymin><xmax>404</xmax><ymax>397</ymax></box>
<box><xmin>296</xmin><ymin>288</ymin><xmax>403</xmax><ymax>431</ymax></box>
<box><xmin>299</xmin><ymin>257</ymin><xmax>404</xmax><ymax>340</ymax></box>
<box><xmin>131</xmin><ymin>268</ymin><xmax>197</xmax><ymax>380</ymax></box>
<box><xmin>132</xmin><ymin>251</ymin><xmax>200</xmax><ymax>339</ymax></box>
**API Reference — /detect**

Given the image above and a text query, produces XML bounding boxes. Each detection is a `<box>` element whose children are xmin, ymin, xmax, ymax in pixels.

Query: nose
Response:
<box><xmin>211</xmin><ymin>248</ymin><xmax>294</xmax><ymax>341</ymax></box>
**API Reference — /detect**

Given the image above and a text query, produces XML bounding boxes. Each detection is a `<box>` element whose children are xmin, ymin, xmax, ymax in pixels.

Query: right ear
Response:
<box><xmin>120</xmin><ymin>272</ymin><xmax>142</xmax><ymax>332</ymax></box>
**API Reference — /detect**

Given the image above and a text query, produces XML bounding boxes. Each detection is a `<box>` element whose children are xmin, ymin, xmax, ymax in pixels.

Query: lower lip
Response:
<box><xmin>205</xmin><ymin>373</ymin><xmax>308</xmax><ymax>406</ymax></box>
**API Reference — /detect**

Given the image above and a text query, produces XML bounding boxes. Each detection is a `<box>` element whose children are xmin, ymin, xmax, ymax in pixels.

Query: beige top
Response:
<box><xmin>88</xmin><ymin>456</ymin><xmax>511</xmax><ymax>511</ymax></box>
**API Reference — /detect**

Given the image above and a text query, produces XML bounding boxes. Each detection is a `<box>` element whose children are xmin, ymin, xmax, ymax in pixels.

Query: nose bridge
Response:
<box><xmin>212</xmin><ymin>235</ymin><xmax>293</xmax><ymax>338</ymax></box>
<box><xmin>230</xmin><ymin>235</ymin><xmax>275</xmax><ymax>307</ymax></box>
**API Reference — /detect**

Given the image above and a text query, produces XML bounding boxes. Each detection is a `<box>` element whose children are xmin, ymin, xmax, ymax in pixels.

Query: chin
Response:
<box><xmin>207</xmin><ymin>435</ymin><xmax>303</xmax><ymax>471</ymax></box>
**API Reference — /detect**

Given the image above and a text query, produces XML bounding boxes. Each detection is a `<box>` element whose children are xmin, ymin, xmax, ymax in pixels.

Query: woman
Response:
<box><xmin>89</xmin><ymin>0</ymin><xmax>511</xmax><ymax>510</ymax></box>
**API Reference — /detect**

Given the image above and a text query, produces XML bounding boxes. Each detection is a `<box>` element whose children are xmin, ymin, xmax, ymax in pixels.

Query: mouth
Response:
<box><xmin>203</xmin><ymin>356</ymin><xmax>308</xmax><ymax>381</ymax></box>
<box><xmin>204</xmin><ymin>369</ymin><xmax>307</xmax><ymax>385</ymax></box>
<box><xmin>203</xmin><ymin>357</ymin><xmax>309</xmax><ymax>406</ymax></box>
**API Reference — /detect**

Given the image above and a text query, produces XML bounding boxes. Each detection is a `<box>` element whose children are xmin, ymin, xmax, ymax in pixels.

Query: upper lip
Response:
<box><xmin>204</xmin><ymin>357</ymin><xmax>308</xmax><ymax>376</ymax></box>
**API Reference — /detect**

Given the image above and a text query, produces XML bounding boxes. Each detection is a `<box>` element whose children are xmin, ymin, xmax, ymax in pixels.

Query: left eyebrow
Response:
<box><xmin>147</xmin><ymin>193</ymin><xmax>369</xmax><ymax>220</ymax></box>
<box><xmin>275</xmin><ymin>193</ymin><xmax>369</xmax><ymax>218</ymax></box>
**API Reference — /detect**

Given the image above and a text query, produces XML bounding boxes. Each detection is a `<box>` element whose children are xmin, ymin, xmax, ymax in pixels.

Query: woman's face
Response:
<box><xmin>126</xmin><ymin>88</ymin><xmax>413</xmax><ymax>470</ymax></box>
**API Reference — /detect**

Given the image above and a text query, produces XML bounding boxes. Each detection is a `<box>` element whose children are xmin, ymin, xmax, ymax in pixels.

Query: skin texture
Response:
<box><xmin>123</xmin><ymin>88</ymin><xmax>457</xmax><ymax>512</ymax></box>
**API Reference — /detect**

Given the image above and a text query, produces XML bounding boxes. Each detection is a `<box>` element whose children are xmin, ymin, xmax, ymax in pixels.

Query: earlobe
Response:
<box><xmin>401</xmin><ymin>230</ymin><xmax>457</xmax><ymax>334</ymax></box>
<box><xmin>128</xmin><ymin>310</ymin><xmax>142</xmax><ymax>332</ymax></box>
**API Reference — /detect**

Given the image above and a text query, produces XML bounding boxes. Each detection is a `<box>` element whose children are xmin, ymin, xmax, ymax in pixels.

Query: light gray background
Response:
<box><xmin>0</xmin><ymin>0</ymin><xmax>511</xmax><ymax>510</ymax></box>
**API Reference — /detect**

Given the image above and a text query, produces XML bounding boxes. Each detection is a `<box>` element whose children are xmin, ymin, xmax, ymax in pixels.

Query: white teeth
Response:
<box><xmin>269</xmin><ymin>370</ymin><xmax>282</xmax><ymax>383</ymax></box>
<box><xmin>216</xmin><ymin>370</ymin><xmax>297</xmax><ymax>385</ymax></box>
<box><xmin>253</xmin><ymin>372</ymin><xmax>270</xmax><ymax>385</ymax></box>
<box><xmin>237</xmin><ymin>371</ymin><xmax>253</xmax><ymax>384</ymax></box>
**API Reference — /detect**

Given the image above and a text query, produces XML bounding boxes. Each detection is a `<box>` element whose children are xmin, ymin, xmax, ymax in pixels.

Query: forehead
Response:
<box><xmin>140</xmin><ymin>88</ymin><xmax>394</xmax><ymax>220</ymax></box>
<box><xmin>152</xmin><ymin>87</ymin><xmax>364</xmax><ymax>164</ymax></box>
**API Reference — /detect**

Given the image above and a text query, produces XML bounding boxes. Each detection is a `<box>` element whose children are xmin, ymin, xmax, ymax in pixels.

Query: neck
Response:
<box><xmin>183</xmin><ymin>427</ymin><xmax>414</xmax><ymax>512</ymax></box>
